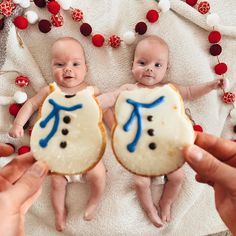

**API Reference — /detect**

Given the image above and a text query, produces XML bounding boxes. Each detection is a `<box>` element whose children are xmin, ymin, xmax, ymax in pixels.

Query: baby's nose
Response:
<box><xmin>146</xmin><ymin>67</ymin><xmax>153</xmax><ymax>72</ymax></box>
<box><xmin>64</xmin><ymin>67</ymin><xmax>72</xmax><ymax>72</ymax></box>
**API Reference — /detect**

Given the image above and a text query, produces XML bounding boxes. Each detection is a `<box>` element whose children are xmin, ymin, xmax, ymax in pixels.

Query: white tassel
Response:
<box><xmin>158</xmin><ymin>0</ymin><xmax>171</xmax><ymax>13</ymax></box>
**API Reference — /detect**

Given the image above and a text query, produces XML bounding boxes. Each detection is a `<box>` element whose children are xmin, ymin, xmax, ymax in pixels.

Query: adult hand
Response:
<box><xmin>0</xmin><ymin>152</ymin><xmax>48</xmax><ymax>236</ymax></box>
<box><xmin>183</xmin><ymin>132</ymin><xmax>236</xmax><ymax>235</ymax></box>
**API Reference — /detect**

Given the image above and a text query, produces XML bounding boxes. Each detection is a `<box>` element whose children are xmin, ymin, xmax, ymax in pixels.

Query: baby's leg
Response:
<box><xmin>159</xmin><ymin>168</ymin><xmax>184</xmax><ymax>223</ymax></box>
<box><xmin>134</xmin><ymin>175</ymin><xmax>163</xmax><ymax>228</ymax></box>
<box><xmin>84</xmin><ymin>160</ymin><xmax>106</xmax><ymax>221</ymax></box>
<box><xmin>51</xmin><ymin>175</ymin><xmax>68</xmax><ymax>232</ymax></box>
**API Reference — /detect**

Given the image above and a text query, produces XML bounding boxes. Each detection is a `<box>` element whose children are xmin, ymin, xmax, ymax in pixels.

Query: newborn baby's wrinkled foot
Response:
<box><xmin>147</xmin><ymin>210</ymin><xmax>163</xmax><ymax>228</ymax></box>
<box><xmin>55</xmin><ymin>208</ymin><xmax>67</xmax><ymax>232</ymax></box>
<box><xmin>84</xmin><ymin>204</ymin><xmax>98</xmax><ymax>221</ymax></box>
<box><xmin>159</xmin><ymin>202</ymin><xmax>171</xmax><ymax>223</ymax></box>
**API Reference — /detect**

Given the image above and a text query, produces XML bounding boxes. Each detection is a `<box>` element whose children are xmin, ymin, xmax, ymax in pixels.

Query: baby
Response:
<box><xmin>9</xmin><ymin>37</ymin><xmax>106</xmax><ymax>232</ymax></box>
<box><xmin>98</xmin><ymin>35</ymin><xmax>223</xmax><ymax>228</ymax></box>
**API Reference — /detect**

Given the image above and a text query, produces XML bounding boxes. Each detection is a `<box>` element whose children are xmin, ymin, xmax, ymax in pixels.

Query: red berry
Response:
<box><xmin>209</xmin><ymin>44</ymin><xmax>222</xmax><ymax>56</ymax></box>
<box><xmin>135</xmin><ymin>22</ymin><xmax>147</xmax><ymax>35</ymax></box>
<box><xmin>214</xmin><ymin>63</ymin><xmax>227</xmax><ymax>75</ymax></box>
<box><xmin>38</xmin><ymin>19</ymin><xmax>52</xmax><ymax>33</ymax></box>
<box><xmin>9</xmin><ymin>103</ymin><xmax>22</xmax><ymax>117</ymax></box>
<box><xmin>193</xmin><ymin>124</ymin><xmax>203</xmax><ymax>132</ymax></box>
<box><xmin>186</xmin><ymin>0</ymin><xmax>198</xmax><ymax>6</ymax></box>
<box><xmin>92</xmin><ymin>34</ymin><xmax>105</xmax><ymax>47</ymax></box>
<box><xmin>108</xmin><ymin>35</ymin><xmax>121</xmax><ymax>48</ymax></box>
<box><xmin>14</xmin><ymin>16</ymin><xmax>28</xmax><ymax>30</ymax></box>
<box><xmin>146</xmin><ymin>10</ymin><xmax>159</xmax><ymax>23</ymax></box>
<box><xmin>33</xmin><ymin>0</ymin><xmax>46</xmax><ymax>8</ymax></box>
<box><xmin>208</xmin><ymin>31</ymin><xmax>221</xmax><ymax>43</ymax></box>
<box><xmin>80</xmin><ymin>23</ymin><xmax>92</xmax><ymax>36</ymax></box>
<box><xmin>198</xmin><ymin>1</ymin><xmax>210</xmax><ymax>14</ymax></box>
<box><xmin>18</xmin><ymin>145</ymin><xmax>31</xmax><ymax>155</ymax></box>
<box><xmin>71</xmin><ymin>9</ymin><xmax>83</xmax><ymax>22</ymax></box>
<box><xmin>47</xmin><ymin>1</ymin><xmax>60</xmax><ymax>15</ymax></box>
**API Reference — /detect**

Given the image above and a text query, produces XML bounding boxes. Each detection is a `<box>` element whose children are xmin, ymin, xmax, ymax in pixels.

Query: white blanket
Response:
<box><xmin>1</xmin><ymin>0</ymin><xmax>236</xmax><ymax>235</ymax></box>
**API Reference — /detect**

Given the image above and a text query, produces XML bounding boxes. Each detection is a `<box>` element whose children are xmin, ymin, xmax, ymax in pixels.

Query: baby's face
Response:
<box><xmin>51</xmin><ymin>40</ymin><xmax>87</xmax><ymax>89</ymax></box>
<box><xmin>132</xmin><ymin>39</ymin><xmax>168</xmax><ymax>86</ymax></box>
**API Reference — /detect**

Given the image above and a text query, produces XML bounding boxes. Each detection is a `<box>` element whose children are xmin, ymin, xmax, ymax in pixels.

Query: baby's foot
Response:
<box><xmin>84</xmin><ymin>204</ymin><xmax>97</xmax><ymax>221</ymax></box>
<box><xmin>159</xmin><ymin>202</ymin><xmax>171</xmax><ymax>223</ymax></box>
<box><xmin>147</xmin><ymin>210</ymin><xmax>163</xmax><ymax>228</ymax></box>
<box><xmin>55</xmin><ymin>208</ymin><xmax>67</xmax><ymax>232</ymax></box>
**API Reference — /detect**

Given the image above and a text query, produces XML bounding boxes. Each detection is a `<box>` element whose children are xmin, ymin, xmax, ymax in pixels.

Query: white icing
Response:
<box><xmin>30</xmin><ymin>84</ymin><xmax>106</xmax><ymax>174</ymax></box>
<box><xmin>112</xmin><ymin>84</ymin><xmax>194</xmax><ymax>176</ymax></box>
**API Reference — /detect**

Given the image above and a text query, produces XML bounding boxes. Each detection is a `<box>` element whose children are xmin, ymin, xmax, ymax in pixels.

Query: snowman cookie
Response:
<box><xmin>31</xmin><ymin>83</ymin><xmax>106</xmax><ymax>175</ymax></box>
<box><xmin>112</xmin><ymin>84</ymin><xmax>194</xmax><ymax>177</ymax></box>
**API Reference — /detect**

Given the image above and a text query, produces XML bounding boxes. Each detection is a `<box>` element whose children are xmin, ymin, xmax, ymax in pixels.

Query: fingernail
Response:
<box><xmin>187</xmin><ymin>145</ymin><xmax>203</xmax><ymax>162</ymax></box>
<box><xmin>29</xmin><ymin>161</ymin><xmax>47</xmax><ymax>177</ymax></box>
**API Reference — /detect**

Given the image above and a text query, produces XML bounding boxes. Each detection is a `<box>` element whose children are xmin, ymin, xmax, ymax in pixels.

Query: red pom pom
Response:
<box><xmin>209</xmin><ymin>44</ymin><xmax>222</xmax><ymax>56</ymax></box>
<box><xmin>51</xmin><ymin>13</ymin><xmax>64</xmax><ymax>27</ymax></box>
<box><xmin>38</xmin><ymin>19</ymin><xmax>52</xmax><ymax>33</ymax></box>
<box><xmin>222</xmin><ymin>92</ymin><xmax>235</xmax><ymax>104</ymax></box>
<box><xmin>193</xmin><ymin>124</ymin><xmax>203</xmax><ymax>132</ymax></box>
<box><xmin>9</xmin><ymin>103</ymin><xmax>22</xmax><ymax>117</ymax></box>
<box><xmin>47</xmin><ymin>1</ymin><xmax>60</xmax><ymax>15</ymax></box>
<box><xmin>108</xmin><ymin>35</ymin><xmax>121</xmax><ymax>48</ymax></box>
<box><xmin>80</xmin><ymin>23</ymin><xmax>92</xmax><ymax>36</ymax></box>
<box><xmin>0</xmin><ymin>18</ymin><xmax>4</xmax><ymax>30</ymax></box>
<box><xmin>208</xmin><ymin>31</ymin><xmax>221</xmax><ymax>43</ymax></box>
<box><xmin>15</xmin><ymin>75</ymin><xmax>30</xmax><ymax>87</ymax></box>
<box><xmin>14</xmin><ymin>16</ymin><xmax>28</xmax><ymax>30</ymax></box>
<box><xmin>186</xmin><ymin>0</ymin><xmax>198</xmax><ymax>6</ymax></box>
<box><xmin>214</xmin><ymin>63</ymin><xmax>227</xmax><ymax>75</ymax></box>
<box><xmin>135</xmin><ymin>22</ymin><xmax>147</xmax><ymax>35</ymax></box>
<box><xmin>33</xmin><ymin>0</ymin><xmax>46</xmax><ymax>8</ymax></box>
<box><xmin>146</xmin><ymin>10</ymin><xmax>159</xmax><ymax>23</ymax></box>
<box><xmin>0</xmin><ymin>0</ymin><xmax>16</xmax><ymax>17</ymax></box>
<box><xmin>18</xmin><ymin>145</ymin><xmax>31</xmax><ymax>155</ymax></box>
<box><xmin>71</xmin><ymin>9</ymin><xmax>83</xmax><ymax>22</ymax></box>
<box><xmin>92</xmin><ymin>34</ymin><xmax>105</xmax><ymax>47</ymax></box>
<box><xmin>198</xmin><ymin>1</ymin><xmax>210</xmax><ymax>14</ymax></box>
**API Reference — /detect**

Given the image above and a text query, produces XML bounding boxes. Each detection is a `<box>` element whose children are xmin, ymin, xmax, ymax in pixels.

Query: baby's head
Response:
<box><xmin>51</xmin><ymin>37</ymin><xmax>87</xmax><ymax>88</ymax></box>
<box><xmin>132</xmin><ymin>35</ymin><xmax>169</xmax><ymax>86</ymax></box>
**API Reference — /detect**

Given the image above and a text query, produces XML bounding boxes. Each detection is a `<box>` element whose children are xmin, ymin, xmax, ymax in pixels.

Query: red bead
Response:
<box><xmin>193</xmin><ymin>124</ymin><xmax>203</xmax><ymax>132</ymax></box>
<box><xmin>18</xmin><ymin>145</ymin><xmax>31</xmax><ymax>155</ymax></box>
<box><xmin>198</xmin><ymin>1</ymin><xmax>210</xmax><ymax>14</ymax></box>
<box><xmin>0</xmin><ymin>0</ymin><xmax>16</xmax><ymax>17</ymax></box>
<box><xmin>14</xmin><ymin>16</ymin><xmax>28</xmax><ymax>30</ymax></box>
<box><xmin>15</xmin><ymin>75</ymin><xmax>30</xmax><ymax>87</ymax></box>
<box><xmin>71</xmin><ymin>9</ymin><xmax>83</xmax><ymax>22</ymax></box>
<box><xmin>214</xmin><ymin>63</ymin><xmax>227</xmax><ymax>75</ymax></box>
<box><xmin>33</xmin><ymin>0</ymin><xmax>46</xmax><ymax>8</ymax></box>
<box><xmin>38</xmin><ymin>19</ymin><xmax>52</xmax><ymax>33</ymax></box>
<box><xmin>186</xmin><ymin>0</ymin><xmax>198</xmax><ymax>6</ymax></box>
<box><xmin>222</xmin><ymin>92</ymin><xmax>235</xmax><ymax>104</ymax></box>
<box><xmin>208</xmin><ymin>31</ymin><xmax>221</xmax><ymax>43</ymax></box>
<box><xmin>9</xmin><ymin>103</ymin><xmax>22</xmax><ymax>117</ymax></box>
<box><xmin>108</xmin><ymin>35</ymin><xmax>121</xmax><ymax>48</ymax></box>
<box><xmin>135</xmin><ymin>22</ymin><xmax>147</xmax><ymax>35</ymax></box>
<box><xmin>0</xmin><ymin>18</ymin><xmax>4</xmax><ymax>30</ymax></box>
<box><xmin>209</xmin><ymin>44</ymin><xmax>222</xmax><ymax>56</ymax></box>
<box><xmin>92</xmin><ymin>34</ymin><xmax>105</xmax><ymax>47</ymax></box>
<box><xmin>51</xmin><ymin>13</ymin><xmax>64</xmax><ymax>27</ymax></box>
<box><xmin>80</xmin><ymin>23</ymin><xmax>92</xmax><ymax>36</ymax></box>
<box><xmin>47</xmin><ymin>1</ymin><xmax>60</xmax><ymax>15</ymax></box>
<box><xmin>146</xmin><ymin>10</ymin><xmax>159</xmax><ymax>23</ymax></box>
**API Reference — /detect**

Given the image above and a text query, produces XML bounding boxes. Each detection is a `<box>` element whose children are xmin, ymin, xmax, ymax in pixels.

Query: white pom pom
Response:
<box><xmin>57</xmin><ymin>0</ymin><xmax>71</xmax><ymax>10</ymax></box>
<box><xmin>123</xmin><ymin>31</ymin><xmax>136</xmax><ymax>45</ymax></box>
<box><xmin>158</xmin><ymin>0</ymin><xmax>170</xmax><ymax>13</ymax></box>
<box><xmin>13</xmin><ymin>0</ymin><xmax>23</xmax><ymax>4</ymax></box>
<box><xmin>19</xmin><ymin>0</ymin><xmax>30</xmax><ymax>8</ymax></box>
<box><xmin>25</xmin><ymin>11</ymin><xmax>39</xmax><ymax>24</ymax></box>
<box><xmin>207</xmin><ymin>13</ymin><xmax>220</xmax><ymax>27</ymax></box>
<box><xmin>13</xmin><ymin>91</ymin><xmax>27</xmax><ymax>104</ymax></box>
<box><xmin>230</xmin><ymin>108</ymin><xmax>236</xmax><ymax>120</ymax></box>
<box><xmin>224</xmin><ymin>78</ymin><xmax>230</xmax><ymax>91</ymax></box>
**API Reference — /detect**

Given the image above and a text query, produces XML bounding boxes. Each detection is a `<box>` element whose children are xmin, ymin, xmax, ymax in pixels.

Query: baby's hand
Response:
<box><xmin>213</xmin><ymin>78</ymin><xmax>226</xmax><ymax>89</ymax></box>
<box><xmin>9</xmin><ymin>124</ymin><xmax>24</xmax><ymax>138</ymax></box>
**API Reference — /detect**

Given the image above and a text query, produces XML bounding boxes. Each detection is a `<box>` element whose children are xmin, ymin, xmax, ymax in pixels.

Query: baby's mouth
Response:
<box><xmin>64</xmin><ymin>76</ymin><xmax>73</xmax><ymax>79</ymax></box>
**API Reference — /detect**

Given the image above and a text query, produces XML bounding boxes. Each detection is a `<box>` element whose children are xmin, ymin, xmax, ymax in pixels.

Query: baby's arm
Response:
<box><xmin>176</xmin><ymin>78</ymin><xmax>223</xmax><ymax>100</ymax></box>
<box><xmin>9</xmin><ymin>86</ymin><xmax>50</xmax><ymax>138</ymax></box>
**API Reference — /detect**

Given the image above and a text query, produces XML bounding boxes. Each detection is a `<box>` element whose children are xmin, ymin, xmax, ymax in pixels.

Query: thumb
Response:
<box><xmin>7</xmin><ymin>161</ymin><xmax>48</xmax><ymax>207</ymax></box>
<box><xmin>184</xmin><ymin>145</ymin><xmax>236</xmax><ymax>191</ymax></box>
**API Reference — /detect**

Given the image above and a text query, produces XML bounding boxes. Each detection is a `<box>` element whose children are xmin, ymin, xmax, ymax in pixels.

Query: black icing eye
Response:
<box><xmin>65</xmin><ymin>94</ymin><xmax>76</xmax><ymax>98</ymax></box>
<box><xmin>63</xmin><ymin>116</ymin><xmax>71</xmax><ymax>124</ymax></box>
<box><xmin>147</xmin><ymin>115</ymin><xmax>153</xmax><ymax>121</ymax></box>
<box><xmin>61</xmin><ymin>129</ymin><xmax>69</xmax><ymax>135</ymax></box>
<box><xmin>149</xmin><ymin>143</ymin><xmax>156</xmax><ymax>150</ymax></box>
<box><xmin>147</xmin><ymin>129</ymin><xmax>154</xmax><ymax>136</ymax></box>
<box><xmin>60</xmin><ymin>141</ymin><xmax>67</xmax><ymax>148</ymax></box>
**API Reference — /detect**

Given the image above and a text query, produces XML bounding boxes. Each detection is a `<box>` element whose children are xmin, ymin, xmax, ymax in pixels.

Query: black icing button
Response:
<box><xmin>147</xmin><ymin>129</ymin><xmax>154</xmax><ymax>136</ymax></box>
<box><xmin>63</xmin><ymin>116</ymin><xmax>71</xmax><ymax>124</ymax></box>
<box><xmin>60</xmin><ymin>141</ymin><xmax>67</xmax><ymax>148</ymax></box>
<box><xmin>149</xmin><ymin>142</ymin><xmax>156</xmax><ymax>150</ymax></box>
<box><xmin>147</xmin><ymin>115</ymin><xmax>153</xmax><ymax>121</ymax></box>
<box><xmin>65</xmin><ymin>94</ymin><xmax>76</xmax><ymax>98</ymax></box>
<box><xmin>61</xmin><ymin>129</ymin><xmax>69</xmax><ymax>135</ymax></box>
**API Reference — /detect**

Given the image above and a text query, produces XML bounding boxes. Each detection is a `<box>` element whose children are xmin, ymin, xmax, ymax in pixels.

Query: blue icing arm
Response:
<box><xmin>123</xmin><ymin>96</ymin><xmax>165</xmax><ymax>153</ymax></box>
<box><xmin>39</xmin><ymin>98</ymin><xmax>83</xmax><ymax>148</ymax></box>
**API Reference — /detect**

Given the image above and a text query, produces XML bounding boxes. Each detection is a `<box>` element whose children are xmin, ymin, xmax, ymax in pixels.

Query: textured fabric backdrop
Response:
<box><xmin>0</xmin><ymin>0</ymin><xmax>236</xmax><ymax>235</ymax></box>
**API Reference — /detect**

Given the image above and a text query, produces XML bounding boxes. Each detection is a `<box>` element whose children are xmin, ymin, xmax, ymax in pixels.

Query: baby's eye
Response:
<box><xmin>155</xmin><ymin>63</ymin><xmax>161</xmax><ymax>67</ymax></box>
<box><xmin>73</xmin><ymin>62</ymin><xmax>80</xmax><ymax>66</ymax></box>
<box><xmin>56</xmin><ymin>63</ymin><xmax>64</xmax><ymax>67</ymax></box>
<box><xmin>138</xmin><ymin>61</ymin><xmax>145</xmax><ymax>66</ymax></box>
